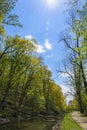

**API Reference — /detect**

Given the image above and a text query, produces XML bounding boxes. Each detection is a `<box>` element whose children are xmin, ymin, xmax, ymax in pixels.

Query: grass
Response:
<box><xmin>60</xmin><ymin>113</ymin><xmax>82</xmax><ymax>130</ymax></box>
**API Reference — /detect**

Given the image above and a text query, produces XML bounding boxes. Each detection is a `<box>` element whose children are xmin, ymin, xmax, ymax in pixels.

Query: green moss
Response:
<box><xmin>60</xmin><ymin>113</ymin><xmax>82</xmax><ymax>130</ymax></box>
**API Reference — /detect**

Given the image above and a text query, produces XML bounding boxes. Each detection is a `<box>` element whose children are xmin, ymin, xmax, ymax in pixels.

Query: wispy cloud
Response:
<box><xmin>25</xmin><ymin>35</ymin><xmax>33</xmax><ymax>39</ymax></box>
<box><xmin>25</xmin><ymin>36</ymin><xmax>52</xmax><ymax>53</ymax></box>
<box><xmin>25</xmin><ymin>35</ymin><xmax>46</xmax><ymax>53</ymax></box>
<box><xmin>44</xmin><ymin>39</ymin><xmax>52</xmax><ymax>50</ymax></box>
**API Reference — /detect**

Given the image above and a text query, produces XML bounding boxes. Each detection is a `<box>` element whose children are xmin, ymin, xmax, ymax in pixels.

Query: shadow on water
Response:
<box><xmin>0</xmin><ymin>119</ymin><xmax>61</xmax><ymax>130</ymax></box>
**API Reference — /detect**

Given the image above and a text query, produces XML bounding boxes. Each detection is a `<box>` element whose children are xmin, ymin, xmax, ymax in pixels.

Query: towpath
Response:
<box><xmin>72</xmin><ymin>111</ymin><xmax>87</xmax><ymax>130</ymax></box>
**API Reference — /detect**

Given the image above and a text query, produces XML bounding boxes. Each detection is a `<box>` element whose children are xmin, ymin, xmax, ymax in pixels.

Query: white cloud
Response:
<box><xmin>33</xmin><ymin>43</ymin><xmax>46</xmax><ymax>53</ymax></box>
<box><xmin>25</xmin><ymin>36</ymin><xmax>52</xmax><ymax>53</ymax></box>
<box><xmin>25</xmin><ymin>35</ymin><xmax>46</xmax><ymax>53</ymax></box>
<box><xmin>44</xmin><ymin>39</ymin><xmax>52</xmax><ymax>50</ymax></box>
<box><xmin>36</xmin><ymin>44</ymin><xmax>46</xmax><ymax>53</ymax></box>
<box><xmin>25</xmin><ymin>35</ymin><xmax>33</xmax><ymax>39</ymax></box>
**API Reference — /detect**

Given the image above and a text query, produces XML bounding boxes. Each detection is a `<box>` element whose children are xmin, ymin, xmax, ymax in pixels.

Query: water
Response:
<box><xmin>0</xmin><ymin>119</ymin><xmax>58</xmax><ymax>130</ymax></box>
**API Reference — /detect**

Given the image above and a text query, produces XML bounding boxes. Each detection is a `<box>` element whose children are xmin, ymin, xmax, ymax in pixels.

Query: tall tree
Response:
<box><xmin>59</xmin><ymin>1</ymin><xmax>87</xmax><ymax>113</ymax></box>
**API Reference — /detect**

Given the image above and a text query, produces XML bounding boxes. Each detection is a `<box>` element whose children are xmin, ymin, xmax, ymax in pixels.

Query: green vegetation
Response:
<box><xmin>0</xmin><ymin>0</ymin><xmax>87</xmax><ymax>121</ymax></box>
<box><xmin>60</xmin><ymin>0</ymin><xmax>87</xmax><ymax>114</ymax></box>
<box><xmin>0</xmin><ymin>31</ymin><xmax>66</xmax><ymax>118</ymax></box>
<box><xmin>66</xmin><ymin>98</ymin><xmax>79</xmax><ymax>112</ymax></box>
<box><xmin>60</xmin><ymin>113</ymin><xmax>82</xmax><ymax>130</ymax></box>
<box><xmin>0</xmin><ymin>0</ymin><xmax>66</xmax><ymax>118</ymax></box>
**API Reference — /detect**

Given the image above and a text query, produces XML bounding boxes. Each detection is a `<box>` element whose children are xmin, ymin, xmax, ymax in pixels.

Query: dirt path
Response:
<box><xmin>72</xmin><ymin>111</ymin><xmax>87</xmax><ymax>130</ymax></box>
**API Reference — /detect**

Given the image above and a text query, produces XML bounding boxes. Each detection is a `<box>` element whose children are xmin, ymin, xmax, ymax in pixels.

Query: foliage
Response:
<box><xmin>0</xmin><ymin>35</ymin><xmax>66</xmax><ymax>117</ymax></box>
<box><xmin>66</xmin><ymin>98</ymin><xmax>79</xmax><ymax>112</ymax></box>
<box><xmin>72</xmin><ymin>2</ymin><xmax>87</xmax><ymax>113</ymax></box>
<box><xmin>0</xmin><ymin>0</ymin><xmax>21</xmax><ymax>35</ymax></box>
<box><xmin>0</xmin><ymin>0</ymin><xmax>66</xmax><ymax>118</ymax></box>
<box><xmin>61</xmin><ymin>1</ymin><xmax>87</xmax><ymax>114</ymax></box>
<box><xmin>81</xmin><ymin>94</ymin><xmax>87</xmax><ymax>114</ymax></box>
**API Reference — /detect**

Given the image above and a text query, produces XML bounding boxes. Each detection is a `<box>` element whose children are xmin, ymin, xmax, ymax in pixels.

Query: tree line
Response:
<box><xmin>0</xmin><ymin>0</ymin><xmax>66</xmax><ymax>118</ymax></box>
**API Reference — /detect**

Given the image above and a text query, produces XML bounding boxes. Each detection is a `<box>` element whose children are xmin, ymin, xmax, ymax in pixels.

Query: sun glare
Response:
<box><xmin>46</xmin><ymin>0</ymin><xmax>58</xmax><ymax>9</ymax></box>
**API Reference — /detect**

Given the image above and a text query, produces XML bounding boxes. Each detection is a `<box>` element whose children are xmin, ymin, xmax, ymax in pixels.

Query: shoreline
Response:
<box><xmin>0</xmin><ymin>113</ymin><xmax>64</xmax><ymax>125</ymax></box>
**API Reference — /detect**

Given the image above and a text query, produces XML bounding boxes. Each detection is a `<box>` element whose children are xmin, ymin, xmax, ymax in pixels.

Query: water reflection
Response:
<box><xmin>0</xmin><ymin>119</ymin><xmax>57</xmax><ymax>130</ymax></box>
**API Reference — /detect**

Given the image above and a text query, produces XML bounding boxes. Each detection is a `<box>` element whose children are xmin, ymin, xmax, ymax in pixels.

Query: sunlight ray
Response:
<box><xmin>46</xmin><ymin>0</ymin><xmax>58</xmax><ymax>9</ymax></box>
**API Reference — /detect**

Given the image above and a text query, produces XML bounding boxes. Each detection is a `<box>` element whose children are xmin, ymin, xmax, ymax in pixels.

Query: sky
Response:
<box><xmin>6</xmin><ymin>0</ymin><xmax>73</xmax><ymax>101</ymax></box>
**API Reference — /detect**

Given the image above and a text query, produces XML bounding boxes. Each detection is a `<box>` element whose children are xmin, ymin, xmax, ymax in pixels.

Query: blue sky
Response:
<box><xmin>6</xmin><ymin>0</ymin><xmax>72</xmax><ymax>97</ymax></box>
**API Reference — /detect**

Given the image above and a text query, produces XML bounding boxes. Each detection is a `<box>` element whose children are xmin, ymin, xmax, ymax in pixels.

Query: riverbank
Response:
<box><xmin>0</xmin><ymin>114</ymin><xmax>63</xmax><ymax>130</ymax></box>
<box><xmin>0</xmin><ymin>113</ymin><xmax>63</xmax><ymax>125</ymax></box>
<box><xmin>72</xmin><ymin>111</ymin><xmax>87</xmax><ymax>130</ymax></box>
<box><xmin>0</xmin><ymin>118</ymin><xmax>10</xmax><ymax>125</ymax></box>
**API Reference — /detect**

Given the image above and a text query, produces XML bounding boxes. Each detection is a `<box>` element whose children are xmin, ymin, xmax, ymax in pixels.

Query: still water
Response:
<box><xmin>0</xmin><ymin>119</ymin><xmax>57</xmax><ymax>130</ymax></box>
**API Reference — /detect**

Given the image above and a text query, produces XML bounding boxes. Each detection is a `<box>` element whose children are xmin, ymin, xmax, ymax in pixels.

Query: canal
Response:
<box><xmin>0</xmin><ymin>118</ymin><xmax>61</xmax><ymax>130</ymax></box>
